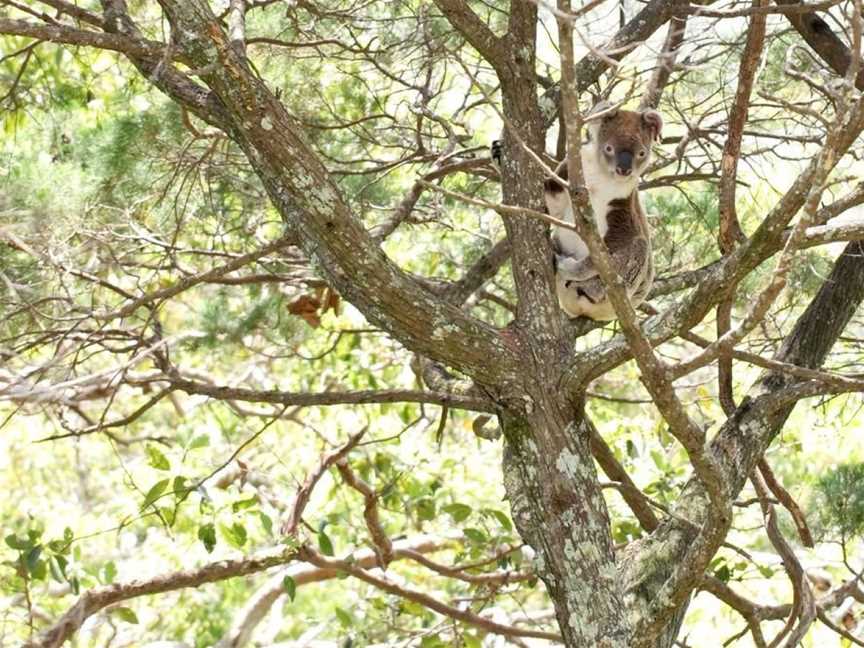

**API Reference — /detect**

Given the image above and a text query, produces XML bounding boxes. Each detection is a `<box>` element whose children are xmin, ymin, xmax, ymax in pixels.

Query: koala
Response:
<box><xmin>544</xmin><ymin>102</ymin><xmax>661</xmax><ymax>320</ymax></box>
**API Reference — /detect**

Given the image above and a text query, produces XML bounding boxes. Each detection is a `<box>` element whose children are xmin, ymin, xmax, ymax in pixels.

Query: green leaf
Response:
<box><xmin>463</xmin><ymin>528</ymin><xmax>487</xmax><ymax>544</ymax></box>
<box><xmin>758</xmin><ymin>565</ymin><xmax>775</xmax><ymax>579</ymax></box>
<box><xmin>198</xmin><ymin>523</ymin><xmax>216</xmax><ymax>553</ymax></box>
<box><xmin>334</xmin><ymin>606</ymin><xmax>352</xmax><ymax>627</ymax></box>
<box><xmin>443</xmin><ymin>503</ymin><xmax>472</xmax><ymax>523</ymax></box>
<box><xmin>487</xmin><ymin>509</ymin><xmax>512</xmax><ymax>532</ymax></box>
<box><xmin>5</xmin><ymin>534</ymin><xmax>32</xmax><ymax>551</ymax></box>
<box><xmin>102</xmin><ymin>561</ymin><xmax>117</xmax><ymax>584</ymax></box>
<box><xmin>141</xmin><ymin>479</ymin><xmax>170</xmax><ymax>510</ymax></box>
<box><xmin>26</xmin><ymin>547</ymin><xmax>46</xmax><ymax>580</ymax></box>
<box><xmin>48</xmin><ymin>556</ymin><xmax>67</xmax><ymax>583</ymax></box>
<box><xmin>159</xmin><ymin>506</ymin><xmax>176</xmax><ymax>526</ymax></box>
<box><xmin>146</xmin><ymin>445</ymin><xmax>170</xmax><ymax>471</ymax></box>
<box><xmin>199</xmin><ymin>496</ymin><xmax>214</xmax><ymax>516</ymax></box>
<box><xmin>318</xmin><ymin>531</ymin><xmax>334</xmax><ymax>556</ymax></box>
<box><xmin>282</xmin><ymin>575</ymin><xmax>297</xmax><ymax>602</ymax></box>
<box><xmin>416</xmin><ymin>497</ymin><xmax>436</xmax><ymax>521</ymax></box>
<box><xmin>46</xmin><ymin>539</ymin><xmax>68</xmax><ymax>554</ymax></box>
<box><xmin>25</xmin><ymin>546</ymin><xmax>42</xmax><ymax>573</ymax></box>
<box><xmin>232</xmin><ymin>495</ymin><xmax>259</xmax><ymax>512</ymax></box>
<box><xmin>172</xmin><ymin>476</ymin><xmax>189</xmax><ymax>499</ymax></box>
<box><xmin>259</xmin><ymin>512</ymin><xmax>273</xmax><ymax>536</ymax></box>
<box><xmin>220</xmin><ymin>522</ymin><xmax>247</xmax><ymax>549</ymax></box>
<box><xmin>188</xmin><ymin>434</ymin><xmax>210</xmax><ymax>450</ymax></box>
<box><xmin>715</xmin><ymin>565</ymin><xmax>732</xmax><ymax>583</ymax></box>
<box><xmin>112</xmin><ymin>607</ymin><xmax>139</xmax><ymax>624</ymax></box>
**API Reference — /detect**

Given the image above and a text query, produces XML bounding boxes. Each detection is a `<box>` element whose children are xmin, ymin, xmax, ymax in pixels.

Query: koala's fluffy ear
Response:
<box><xmin>641</xmin><ymin>110</ymin><xmax>663</xmax><ymax>142</ymax></box>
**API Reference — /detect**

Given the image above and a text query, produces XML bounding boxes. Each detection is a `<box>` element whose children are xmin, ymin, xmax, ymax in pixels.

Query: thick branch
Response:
<box><xmin>778</xmin><ymin>0</ymin><xmax>864</xmax><ymax>90</ymax></box>
<box><xmin>166</xmin><ymin>375</ymin><xmax>494</xmax><ymax>413</ymax></box>
<box><xmin>621</xmin><ymin>240</ymin><xmax>864</xmax><ymax>644</ymax></box>
<box><xmin>432</xmin><ymin>0</ymin><xmax>507</xmax><ymax>72</ymax></box>
<box><xmin>0</xmin><ymin>18</ymin><xmax>184</xmax><ymax>61</ymax></box>
<box><xmin>149</xmin><ymin>0</ymin><xmax>519</xmax><ymax>386</ymax></box>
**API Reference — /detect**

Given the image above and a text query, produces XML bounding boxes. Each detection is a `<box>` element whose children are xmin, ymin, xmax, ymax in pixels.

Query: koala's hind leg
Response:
<box><xmin>555</xmin><ymin>277</ymin><xmax>618</xmax><ymax>321</ymax></box>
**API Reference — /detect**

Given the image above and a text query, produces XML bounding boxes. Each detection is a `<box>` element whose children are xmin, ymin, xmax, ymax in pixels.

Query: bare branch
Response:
<box><xmin>281</xmin><ymin>429</ymin><xmax>366</xmax><ymax>537</ymax></box>
<box><xmin>298</xmin><ymin>545</ymin><xmax>562</xmax><ymax>641</ymax></box>
<box><xmin>335</xmin><ymin>459</ymin><xmax>394</xmax><ymax>568</ymax></box>
<box><xmin>166</xmin><ymin>374</ymin><xmax>494</xmax><ymax>413</ymax></box>
<box><xmin>22</xmin><ymin>546</ymin><xmax>298</xmax><ymax>648</ymax></box>
<box><xmin>215</xmin><ymin>536</ymin><xmax>451</xmax><ymax>648</ymax></box>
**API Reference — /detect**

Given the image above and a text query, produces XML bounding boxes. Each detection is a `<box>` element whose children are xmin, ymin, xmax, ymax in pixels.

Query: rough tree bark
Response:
<box><xmin>619</xmin><ymin>240</ymin><xmax>864</xmax><ymax>646</ymax></box>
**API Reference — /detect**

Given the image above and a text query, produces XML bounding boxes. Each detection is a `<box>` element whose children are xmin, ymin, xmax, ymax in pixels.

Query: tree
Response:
<box><xmin>1</xmin><ymin>0</ymin><xmax>864</xmax><ymax>647</ymax></box>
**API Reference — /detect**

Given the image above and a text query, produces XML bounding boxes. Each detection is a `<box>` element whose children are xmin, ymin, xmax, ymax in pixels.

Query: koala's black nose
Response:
<box><xmin>616</xmin><ymin>150</ymin><xmax>633</xmax><ymax>174</ymax></box>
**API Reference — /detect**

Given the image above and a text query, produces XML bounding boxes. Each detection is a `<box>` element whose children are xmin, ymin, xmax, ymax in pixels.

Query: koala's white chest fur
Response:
<box><xmin>546</xmin><ymin>145</ymin><xmax>638</xmax><ymax>257</ymax></box>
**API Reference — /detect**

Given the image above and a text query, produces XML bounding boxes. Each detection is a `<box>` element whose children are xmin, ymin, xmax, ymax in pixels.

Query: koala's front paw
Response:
<box><xmin>554</xmin><ymin>253</ymin><xmax>569</xmax><ymax>273</ymax></box>
<box><xmin>490</xmin><ymin>140</ymin><xmax>502</xmax><ymax>170</ymax></box>
<box><xmin>556</xmin><ymin>254</ymin><xmax>597</xmax><ymax>282</ymax></box>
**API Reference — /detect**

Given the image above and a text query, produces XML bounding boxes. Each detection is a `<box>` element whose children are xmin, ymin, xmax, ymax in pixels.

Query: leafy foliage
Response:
<box><xmin>811</xmin><ymin>463</ymin><xmax>864</xmax><ymax>540</ymax></box>
<box><xmin>1</xmin><ymin>0</ymin><xmax>864</xmax><ymax>646</ymax></box>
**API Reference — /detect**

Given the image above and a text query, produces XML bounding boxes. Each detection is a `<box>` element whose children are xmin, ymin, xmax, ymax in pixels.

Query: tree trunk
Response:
<box><xmin>500</xmin><ymin>392</ymin><xmax>630</xmax><ymax>647</ymax></box>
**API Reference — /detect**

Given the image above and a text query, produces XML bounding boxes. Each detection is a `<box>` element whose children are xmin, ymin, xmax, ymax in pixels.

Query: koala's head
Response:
<box><xmin>586</xmin><ymin>102</ymin><xmax>663</xmax><ymax>180</ymax></box>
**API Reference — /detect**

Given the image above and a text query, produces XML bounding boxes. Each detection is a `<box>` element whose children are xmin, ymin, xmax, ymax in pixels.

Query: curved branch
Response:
<box><xmin>0</xmin><ymin>18</ymin><xmax>183</xmax><ymax>61</ymax></box>
<box><xmin>23</xmin><ymin>547</ymin><xmax>297</xmax><ymax>648</ymax></box>
<box><xmin>622</xmin><ymin>240</ymin><xmax>864</xmax><ymax>644</ymax></box>
<box><xmin>297</xmin><ymin>544</ymin><xmax>562</xmax><ymax>641</ymax></box>
<box><xmin>148</xmin><ymin>0</ymin><xmax>519</xmax><ymax>386</ymax></box>
<box><xmin>215</xmin><ymin>536</ymin><xmax>450</xmax><ymax>648</ymax></box>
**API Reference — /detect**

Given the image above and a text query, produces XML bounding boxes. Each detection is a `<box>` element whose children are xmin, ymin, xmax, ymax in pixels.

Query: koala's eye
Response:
<box><xmin>637</xmin><ymin>150</ymin><xmax>647</xmax><ymax>158</ymax></box>
<box><xmin>603</xmin><ymin>144</ymin><xmax>614</xmax><ymax>154</ymax></box>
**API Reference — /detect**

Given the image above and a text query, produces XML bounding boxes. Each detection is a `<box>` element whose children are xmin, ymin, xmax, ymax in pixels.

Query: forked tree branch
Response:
<box><xmin>297</xmin><ymin>544</ymin><xmax>563</xmax><ymax>641</ymax></box>
<box><xmin>622</xmin><ymin>240</ymin><xmax>864</xmax><ymax>645</ymax></box>
<box><xmin>139</xmin><ymin>0</ymin><xmax>519</xmax><ymax>386</ymax></box>
<box><xmin>778</xmin><ymin>0</ymin><xmax>864</xmax><ymax>90</ymax></box>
